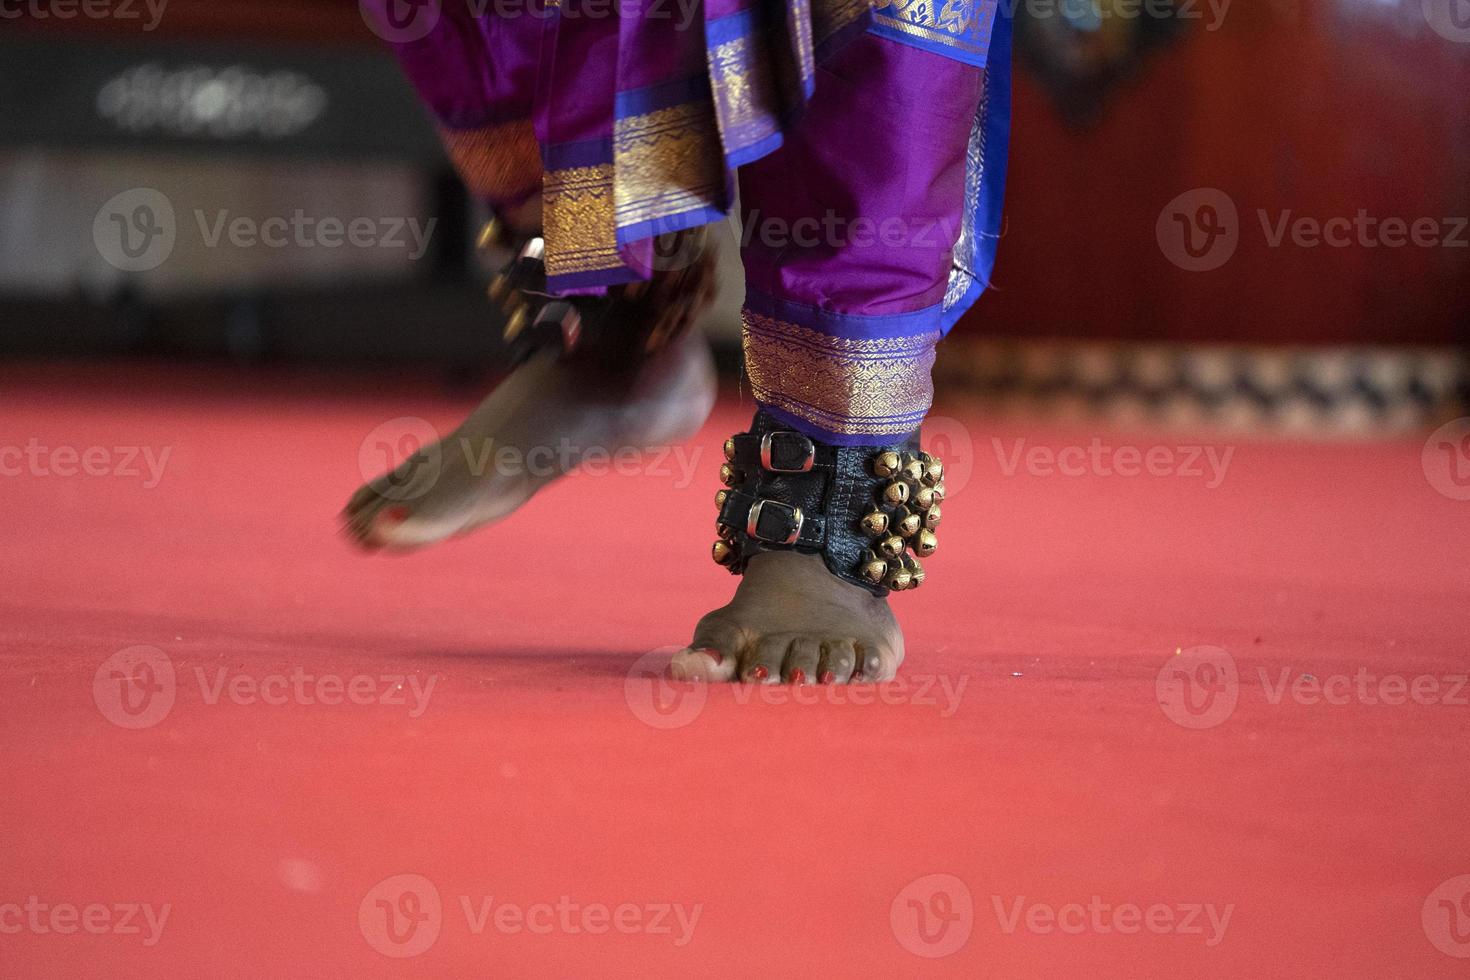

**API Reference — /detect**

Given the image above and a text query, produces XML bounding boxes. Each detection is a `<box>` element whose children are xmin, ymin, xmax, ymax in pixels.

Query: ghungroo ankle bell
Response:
<box><xmin>708</xmin><ymin>411</ymin><xmax>946</xmax><ymax>596</ymax></box>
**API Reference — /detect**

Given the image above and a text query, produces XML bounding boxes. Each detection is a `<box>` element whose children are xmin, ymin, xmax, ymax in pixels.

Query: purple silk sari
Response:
<box><xmin>373</xmin><ymin>0</ymin><xmax>1011</xmax><ymax>441</ymax></box>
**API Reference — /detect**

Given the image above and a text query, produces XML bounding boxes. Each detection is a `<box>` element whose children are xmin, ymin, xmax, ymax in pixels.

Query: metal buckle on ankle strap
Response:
<box><xmin>760</xmin><ymin>431</ymin><xmax>815</xmax><ymax>473</ymax></box>
<box><xmin>746</xmin><ymin>499</ymin><xmax>804</xmax><ymax>545</ymax></box>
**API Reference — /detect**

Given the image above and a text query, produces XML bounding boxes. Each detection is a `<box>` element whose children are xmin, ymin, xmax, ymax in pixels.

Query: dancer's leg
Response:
<box><xmin>673</xmin><ymin>36</ymin><xmax>988</xmax><ymax>683</ymax></box>
<box><xmin>344</xmin><ymin>4</ymin><xmax>718</xmax><ymax>550</ymax></box>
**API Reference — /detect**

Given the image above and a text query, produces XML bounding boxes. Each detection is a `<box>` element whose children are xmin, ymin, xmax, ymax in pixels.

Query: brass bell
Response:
<box><xmin>859</xmin><ymin>508</ymin><xmax>889</xmax><ymax>536</ymax></box>
<box><xmin>884</xmin><ymin>561</ymin><xmax>913</xmax><ymax>591</ymax></box>
<box><xmin>922</xmin><ymin>458</ymin><xmax>944</xmax><ymax>487</ymax></box>
<box><xmin>476</xmin><ymin>218</ymin><xmax>503</xmax><ymax>251</ymax></box>
<box><xmin>719</xmin><ymin>463</ymin><xmax>742</xmax><ymax>487</ymax></box>
<box><xmin>912</xmin><ymin>485</ymin><xmax>936</xmax><ymax>510</ymax></box>
<box><xmin>872</xmin><ymin>451</ymin><xmax>901</xmax><ymax>478</ymax></box>
<box><xmin>859</xmin><ymin>550</ymin><xmax>887</xmax><ymax>584</ymax></box>
<box><xmin>712</xmin><ymin>540</ymin><xmax>735</xmax><ymax>565</ymax></box>
<box><xmin>487</xmin><ymin>273</ymin><xmax>512</xmax><ymax>304</ymax></box>
<box><xmin>883</xmin><ymin>480</ymin><xmax>910</xmax><ymax>506</ymax></box>
<box><xmin>901</xmin><ymin>454</ymin><xmax>925</xmax><ymax>482</ymax></box>
<box><xmin>924</xmin><ymin>504</ymin><xmax>942</xmax><ymax>529</ymax></box>
<box><xmin>503</xmin><ymin>305</ymin><xmax>529</xmax><ymax>342</ymax></box>
<box><xmin>715</xmin><ymin>489</ymin><xmax>730</xmax><ymax>509</ymax></box>
<box><xmin>905</xmin><ymin>555</ymin><xmax>925</xmax><ymax>588</ymax></box>
<box><xmin>894</xmin><ymin>506</ymin><xmax>921</xmax><ymax>539</ymax></box>
<box><xmin>914</xmin><ymin>529</ymin><xmax>938</xmax><ymax>557</ymax></box>
<box><xmin>931</xmin><ymin>482</ymin><xmax>947</xmax><ymax>503</ymax></box>
<box><xmin>723</xmin><ymin>438</ymin><xmax>737</xmax><ymax>462</ymax></box>
<box><xmin>877</xmin><ymin>535</ymin><xmax>905</xmax><ymax>560</ymax></box>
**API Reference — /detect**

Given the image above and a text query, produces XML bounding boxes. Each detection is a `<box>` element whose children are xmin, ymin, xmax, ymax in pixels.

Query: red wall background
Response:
<box><xmin>980</xmin><ymin>2</ymin><xmax>1470</xmax><ymax>346</ymax></box>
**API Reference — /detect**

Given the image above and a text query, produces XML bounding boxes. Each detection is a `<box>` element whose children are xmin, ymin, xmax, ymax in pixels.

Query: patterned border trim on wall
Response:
<box><xmin>933</xmin><ymin>339</ymin><xmax>1470</xmax><ymax>436</ymax></box>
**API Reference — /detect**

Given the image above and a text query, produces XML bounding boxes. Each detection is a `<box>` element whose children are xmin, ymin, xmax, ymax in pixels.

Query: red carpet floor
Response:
<box><xmin>2</xmin><ymin>363</ymin><xmax>1468</xmax><ymax>978</ymax></box>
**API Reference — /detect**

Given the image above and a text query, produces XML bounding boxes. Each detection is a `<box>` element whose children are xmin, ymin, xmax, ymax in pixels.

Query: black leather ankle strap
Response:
<box><xmin>711</xmin><ymin>411</ymin><xmax>945</xmax><ymax>596</ymax></box>
<box><xmin>480</xmin><ymin>224</ymin><xmax>717</xmax><ymax>369</ymax></box>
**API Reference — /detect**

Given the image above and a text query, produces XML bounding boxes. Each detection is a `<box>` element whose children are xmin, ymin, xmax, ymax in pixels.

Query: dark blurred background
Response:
<box><xmin>2</xmin><ymin>0</ymin><xmax>1468</xmax><ymax>428</ymax></box>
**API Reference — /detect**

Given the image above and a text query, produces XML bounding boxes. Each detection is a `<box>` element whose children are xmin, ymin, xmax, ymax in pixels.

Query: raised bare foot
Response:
<box><xmin>342</xmin><ymin>327</ymin><xmax>716</xmax><ymax>550</ymax></box>
<box><xmin>669</xmin><ymin>551</ymin><xmax>904</xmax><ymax>684</ymax></box>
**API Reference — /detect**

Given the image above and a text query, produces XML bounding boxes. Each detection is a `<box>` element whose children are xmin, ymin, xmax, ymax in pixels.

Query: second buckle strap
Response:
<box><xmin>719</xmin><ymin>491</ymin><xmax>826</xmax><ymax>549</ymax></box>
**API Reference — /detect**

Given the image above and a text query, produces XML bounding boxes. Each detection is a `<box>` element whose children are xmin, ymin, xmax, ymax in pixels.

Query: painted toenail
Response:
<box><xmin>382</xmin><ymin>506</ymin><xmax>410</xmax><ymax>524</ymax></box>
<box><xmin>789</xmin><ymin>669</ymin><xmax>805</xmax><ymax>685</ymax></box>
<box><xmin>819</xmin><ymin>670</ymin><xmax>835</xmax><ymax>685</ymax></box>
<box><xmin>697</xmin><ymin>648</ymin><xmax>723</xmax><ymax>665</ymax></box>
<box><xmin>751</xmin><ymin>665</ymin><xmax>769</xmax><ymax>681</ymax></box>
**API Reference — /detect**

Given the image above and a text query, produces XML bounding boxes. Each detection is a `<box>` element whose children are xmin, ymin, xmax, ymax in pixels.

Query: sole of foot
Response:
<box><xmin>342</xmin><ymin>328</ymin><xmax>717</xmax><ymax>551</ymax></box>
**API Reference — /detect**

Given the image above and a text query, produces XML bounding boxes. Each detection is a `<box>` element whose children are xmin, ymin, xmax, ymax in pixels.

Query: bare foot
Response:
<box><xmin>669</xmin><ymin>551</ymin><xmax>904</xmax><ymax>684</ymax></box>
<box><xmin>342</xmin><ymin>328</ymin><xmax>716</xmax><ymax>550</ymax></box>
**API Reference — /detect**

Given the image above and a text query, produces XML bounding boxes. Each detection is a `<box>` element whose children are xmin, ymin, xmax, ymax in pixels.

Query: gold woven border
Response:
<box><xmin>789</xmin><ymin>0</ymin><xmax>817</xmax><ymax>88</ymax></box>
<box><xmin>438</xmin><ymin>120</ymin><xmax>543</xmax><ymax>203</ymax></box>
<box><xmin>870</xmin><ymin>10</ymin><xmax>988</xmax><ymax>55</ymax></box>
<box><xmin>543</xmin><ymin>163</ymin><xmax>621</xmax><ymax>277</ymax></box>
<box><xmin>613</xmin><ymin>102</ymin><xmax>725</xmax><ymax>229</ymax></box>
<box><xmin>708</xmin><ymin>34</ymin><xmax>783</xmax><ymax>155</ymax></box>
<box><xmin>742</xmin><ymin>309</ymin><xmax>941</xmax><ymax>436</ymax></box>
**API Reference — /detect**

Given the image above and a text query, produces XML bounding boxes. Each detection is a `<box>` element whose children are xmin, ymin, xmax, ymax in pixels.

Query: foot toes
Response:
<box><xmin>782</xmin><ymin>637</ymin><xmax>821</xmax><ymax>685</ymax></box>
<box><xmin>853</xmin><ymin>642</ymin><xmax>900</xmax><ymax>683</ymax></box>
<box><xmin>343</xmin><ymin>480</ymin><xmax>383</xmax><ymax>519</ymax></box>
<box><xmin>669</xmin><ymin>646</ymin><xmax>735</xmax><ymax>682</ymax></box>
<box><xmin>743</xmin><ymin>635</ymin><xmax>787</xmax><ymax>684</ymax></box>
<box><xmin>818</xmin><ymin>640</ymin><xmax>858</xmax><ymax>685</ymax></box>
<box><xmin>676</xmin><ymin>616</ymin><xmax>744</xmax><ymax>682</ymax></box>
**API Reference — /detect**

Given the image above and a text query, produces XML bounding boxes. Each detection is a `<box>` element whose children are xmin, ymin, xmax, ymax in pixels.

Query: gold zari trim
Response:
<box><xmin>870</xmin><ymin>10</ymin><xmax>988</xmax><ymax>55</ymax></box>
<box><xmin>613</xmin><ymin>102</ymin><xmax>724</xmax><ymax>228</ymax></box>
<box><xmin>708</xmin><ymin>35</ymin><xmax>783</xmax><ymax>152</ymax></box>
<box><xmin>742</xmin><ymin>310</ymin><xmax>941</xmax><ymax>436</ymax></box>
<box><xmin>543</xmin><ymin>164</ymin><xmax>621</xmax><ymax>277</ymax></box>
